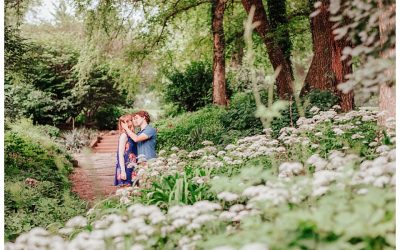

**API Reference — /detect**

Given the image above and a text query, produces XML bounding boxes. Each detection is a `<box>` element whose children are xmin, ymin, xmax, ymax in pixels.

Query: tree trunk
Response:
<box><xmin>266</xmin><ymin>0</ymin><xmax>293</xmax><ymax>77</ymax></box>
<box><xmin>331</xmin><ymin>30</ymin><xmax>354</xmax><ymax>111</ymax></box>
<box><xmin>212</xmin><ymin>0</ymin><xmax>228</xmax><ymax>106</ymax></box>
<box><xmin>378</xmin><ymin>0</ymin><xmax>395</xmax><ymax>127</ymax></box>
<box><xmin>231</xmin><ymin>36</ymin><xmax>244</xmax><ymax>69</ymax></box>
<box><xmin>241</xmin><ymin>0</ymin><xmax>294</xmax><ymax>99</ymax></box>
<box><xmin>301</xmin><ymin>0</ymin><xmax>354</xmax><ymax>111</ymax></box>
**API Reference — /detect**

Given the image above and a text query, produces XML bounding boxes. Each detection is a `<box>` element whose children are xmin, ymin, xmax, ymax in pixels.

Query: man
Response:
<box><xmin>121</xmin><ymin>110</ymin><xmax>157</xmax><ymax>162</ymax></box>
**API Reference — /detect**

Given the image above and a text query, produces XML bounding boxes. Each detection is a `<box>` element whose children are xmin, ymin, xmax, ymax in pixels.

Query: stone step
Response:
<box><xmin>96</xmin><ymin>141</ymin><xmax>119</xmax><ymax>146</ymax></box>
<box><xmin>100</xmin><ymin>135</ymin><xmax>120</xmax><ymax>140</ymax></box>
<box><xmin>94</xmin><ymin>146</ymin><xmax>118</xmax><ymax>150</ymax></box>
<box><xmin>98</xmin><ymin>139</ymin><xmax>119</xmax><ymax>143</ymax></box>
<box><xmin>94</xmin><ymin>150</ymin><xmax>117</xmax><ymax>153</ymax></box>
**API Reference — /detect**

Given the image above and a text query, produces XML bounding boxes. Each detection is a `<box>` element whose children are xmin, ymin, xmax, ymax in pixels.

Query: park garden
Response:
<box><xmin>4</xmin><ymin>0</ymin><xmax>395</xmax><ymax>249</ymax></box>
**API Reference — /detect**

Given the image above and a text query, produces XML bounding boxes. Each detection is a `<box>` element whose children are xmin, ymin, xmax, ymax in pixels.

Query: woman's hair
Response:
<box><xmin>133</xmin><ymin>110</ymin><xmax>151</xmax><ymax>123</ymax></box>
<box><xmin>118</xmin><ymin>114</ymin><xmax>132</xmax><ymax>132</ymax></box>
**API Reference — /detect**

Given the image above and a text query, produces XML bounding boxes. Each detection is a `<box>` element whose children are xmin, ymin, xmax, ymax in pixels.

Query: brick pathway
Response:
<box><xmin>69</xmin><ymin>134</ymin><xmax>120</xmax><ymax>202</ymax></box>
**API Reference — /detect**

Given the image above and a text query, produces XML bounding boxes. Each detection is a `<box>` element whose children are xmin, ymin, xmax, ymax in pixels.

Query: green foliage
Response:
<box><xmin>5</xmin><ymin>28</ymin><xmax>126</xmax><ymax>127</ymax></box>
<box><xmin>201</xmin><ymin>187</ymin><xmax>395</xmax><ymax>250</ymax></box>
<box><xmin>4</xmin><ymin>25</ymin><xmax>31</xmax><ymax>73</ymax></box>
<box><xmin>308</xmin><ymin>119</ymin><xmax>379</xmax><ymax>159</ymax></box>
<box><xmin>221</xmin><ymin>92</ymin><xmax>264</xmax><ymax>137</ymax></box>
<box><xmin>156</xmin><ymin>90</ymin><xmax>340</xmax><ymax>152</ymax></box>
<box><xmin>303</xmin><ymin>90</ymin><xmax>339</xmax><ymax>115</ymax></box>
<box><xmin>73</xmin><ymin>63</ymin><xmax>125</xmax><ymax>126</ymax></box>
<box><xmin>5</xmin><ymin>133</ymin><xmax>69</xmax><ymax>185</ymax></box>
<box><xmin>156</xmin><ymin>106</ymin><xmax>227</xmax><ymax>151</ymax></box>
<box><xmin>61</xmin><ymin>127</ymin><xmax>98</xmax><ymax>153</ymax></box>
<box><xmin>4</xmin><ymin>120</ymin><xmax>87</xmax><ymax>240</ymax></box>
<box><xmin>269</xmin><ymin>90</ymin><xmax>339</xmax><ymax>136</ymax></box>
<box><xmin>164</xmin><ymin>61</ymin><xmax>213</xmax><ymax>112</ymax></box>
<box><xmin>5</xmin><ymin>181</ymin><xmax>86</xmax><ymax>241</ymax></box>
<box><xmin>222</xmin><ymin>90</ymin><xmax>339</xmax><ymax>138</ymax></box>
<box><xmin>5</xmin><ymin>42</ymin><xmax>82</xmax><ymax>125</ymax></box>
<box><xmin>93</xmin><ymin>105</ymin><xmax>122</xmax><ymax>130</ymax></box>
<box><xmin>139</xmin><ymin>166</ymin><xmax>215</xmax><ymax>210</ymax></box>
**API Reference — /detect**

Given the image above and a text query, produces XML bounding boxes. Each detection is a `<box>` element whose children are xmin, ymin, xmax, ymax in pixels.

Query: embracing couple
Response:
<box><xmin>114</xmin><ymin>111</ymin><xmax>157</xmax><ymax>187</ymax></box>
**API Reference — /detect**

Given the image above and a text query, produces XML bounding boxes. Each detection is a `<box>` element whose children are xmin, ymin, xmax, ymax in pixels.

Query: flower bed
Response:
<box><xmin>6</xmin><ymin>108</ymin><xmax>395</xmax><ymax>250</ymax></box>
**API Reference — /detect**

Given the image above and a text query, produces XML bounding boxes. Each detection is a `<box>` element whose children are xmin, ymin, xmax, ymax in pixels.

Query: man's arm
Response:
<box><xmin>121</xmin><ymin>122</ymin><xmax>149</xmax><ymax>142</ymax></box>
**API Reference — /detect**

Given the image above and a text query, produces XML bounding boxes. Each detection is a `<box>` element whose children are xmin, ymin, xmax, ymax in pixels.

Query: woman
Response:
<box><xmin>114</xmin><ymin>114</ymin><xmax>138</xmax><ymax>187</ymax></box>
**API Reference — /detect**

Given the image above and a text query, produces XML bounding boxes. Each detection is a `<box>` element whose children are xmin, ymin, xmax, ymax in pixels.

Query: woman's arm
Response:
<box><xmin>121</xmin><ymin>122</ymin><xmax>149</xmax><ymax>142</ymax></box>
<box><xmin>118</xmin><ymin>133</ymin><xmax>128</xmax><ymax>180</ymax></box>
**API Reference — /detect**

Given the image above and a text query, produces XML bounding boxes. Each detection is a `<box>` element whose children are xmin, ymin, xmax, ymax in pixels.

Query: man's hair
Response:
<box><xmin>134</xmin><ymin>110</ymin><xmax>151</xmax><ymax>123</ymax></box>
<box><xmin>118</xmin><ymin>114</ymin><xmax>132</xmax><ymax>132</ymax></box>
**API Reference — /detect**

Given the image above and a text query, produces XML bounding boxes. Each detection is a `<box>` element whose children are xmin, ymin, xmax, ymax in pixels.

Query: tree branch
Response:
<box><xmin>150</xmin><ymin>0</ymin><xmax>210</xmax><ymax>48</ymax></box>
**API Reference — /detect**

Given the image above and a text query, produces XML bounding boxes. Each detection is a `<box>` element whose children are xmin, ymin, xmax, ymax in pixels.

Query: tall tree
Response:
<box><xmin>266</xmin><ymin>0</ymin><xmax>293</xmax><ymax>76</ymax></box>
<box><xmin>241</xmin><ymin>0</ymin><xmax>294</xmax><ymax>99</ymax></box>
<box><xmin>301</xmin><ymin>0</ymin><xmax>354</xmax><ymax>111</ymax></box>
<box><xmin>212</xmin><ymin>0</ymin><xmax>228</xmax><ymax>106</ymax></box>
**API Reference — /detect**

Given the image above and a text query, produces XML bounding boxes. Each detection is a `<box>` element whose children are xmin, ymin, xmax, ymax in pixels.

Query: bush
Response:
<box><xmin>139</xmin><ymin>166</ymin><xmax>215</xmax><ymax>210</ymax></box>
<box><xmin>155</xmin><ymin>106</ymin><xmax>227</xmax><ymax>151</ymax></box>
<box><xmin>221</xmin><ymin>92</ymin><xmax>264</xmax><ymax>137</ymax></box>
<box><xmin>155</xmin><ymin>90</ymin><xmax>340</xmax><ymax>152</ymax></box>
<box><xmin>5</xmin><ymin>36</ymin><xmax>126</xmax><ymax>127</ymax></box>
<box><xmin>5</xmin><ymin>181</ymin><xmax>86</xmax><ymax>241</ymax></box>
<box><xmin>270</xmin><ymin>90</ymin><xmax>339</xmax><ymax>136</ymax></box>
<box><xmin>93</xmin><ymin>105</ymin><xmax>122</xmax><ymax>130</ymax></box>
<box><xmin>4</xmin><ymin>120</ymin><xmax>87</xmax><ymax>240</ymax></box>
<box><xmin>5</xmin><ymin>132</ymin><xmax>69</xmax><ymax>186</ymax></box>
<box><xmin>61</xmin><ymin>128</ymin><xmax>98</xmax><ymax>153</ymax></box>
<box><xmin>164</xmin><ymin>61</ymin><xmax>213</xmax><ymax>112</ymax></box>
<box><xmin>303</xmin><ymin>89</ymin><xmax>339</xmax><ymax>116</ymax></box>
<box><xmin>222</xmin><ymin>90</ymin><xmax>340</xmax><ymax>137</ymax></box>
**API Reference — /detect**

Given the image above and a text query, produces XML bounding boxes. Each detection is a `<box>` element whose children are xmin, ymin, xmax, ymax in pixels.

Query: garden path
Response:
<box><xmin>69</xmin><ymin>134</ymin><xmax>120</xmax><ymax>202</ymax></box>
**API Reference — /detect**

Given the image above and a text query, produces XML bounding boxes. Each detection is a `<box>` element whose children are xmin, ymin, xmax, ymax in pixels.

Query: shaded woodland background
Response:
<box><xmin>5</xmin><ymin>0</ymin><xmax>395</xmax><ymax>130</ymax></box>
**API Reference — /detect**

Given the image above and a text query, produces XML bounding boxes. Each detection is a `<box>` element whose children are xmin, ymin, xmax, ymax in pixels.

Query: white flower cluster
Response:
<box><xmin>214</xmin><ymin>242</ymin><xmax>269</xmax><ymax>250</ymax></box>
<box><xmin>278</xmin><ymin>162</ymin><xmax>304</xmax><ymax>178</ymax></box>
<box><xmin>219</xmin><ymin>204</ymin><xmax>258</xmax><ymax>222</ymax></box>
<box><xmin>217</xmin><ymin>191</ymin><xmax>239</xmax><ymax>202</ymax></box>
<box><xmin>115</xmin><ymin>186</ymin><xmax>141</xmax><ymax>204</ymax></box>
<box><xmin>6</xmin><ymin>201</ymin><xmax>225</xmax><ymax>250</ymax></box>
<box><xmin>7</xmin><ymin>107</ymin><xmax>395</xmax><ymax>250</ymax></box>
<box><xmin>58</xmin><ymin>216</ymin><xmax>88</xmax><ymax>235</ymax></box>
<box><xmin>5</xmin><ymin>228</ymin><xmax>66</xmax><ymax>250</ymax></box>
<box><xmin>351</xmin><ymin>147</ymin><xmax>396</xmax><ymax>188</ymax></box>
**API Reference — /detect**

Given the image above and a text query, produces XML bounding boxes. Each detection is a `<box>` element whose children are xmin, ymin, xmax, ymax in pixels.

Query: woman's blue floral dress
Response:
<box><xmin>114</xmin><ymin>135</ymin><xmax>137</xmax><ymax>186</ymax></box>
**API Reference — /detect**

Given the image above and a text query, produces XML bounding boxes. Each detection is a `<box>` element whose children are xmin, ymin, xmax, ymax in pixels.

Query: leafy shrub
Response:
<box><xmin>162</xmin><ymin>103</ymin><xmax>185</xmax><ymax>118</ymax></box>
<box><xmin>5</xmin><ymin>132</ymin><xmax>71</xmax><ymax>186</ymax></box>
<box><xmin>221</xmin><ymin>92</ymin><xmax>264</xmax><ymax>137</ymax></box>
<box><xmin>72</xmin><ymin>64</ymin><xmax>125</xmax><ymax>126</ymax></box>
<box><xmin>5</xmin><ymin>35</ymin><xmax>126</xmax><ymax>127</ymax></box>
<box><xmin>93</xmin><ymin>105</ymin><xmax>122</xmax><ymax>130</ymax></box>
<box><xmin>306</xmin><ymin>119</ymin><xmax>379</xmax><ymax>159</ymax></box>
<box><xmin>303</xmin><ymin>89</ymin><xmax>339</xmax><ymax>116</ymax></box>
<box><xmin>155</xmin><ymin>106</ymin><xmax>227</xmax><ymax>151</ymax></box>
<box><xmin>5</xmin><ymin>181</ymin><xmax>86</xmax><ymax>241</ymax></box>
<box><xmin>139</xmin><ymin>166</ymin><xmax>215</xmax><ymax>210</ymax></box>
<box><xmin>61</xmin><ymin>128</ymin><xmax>98</xmax><ymax>153</ymax></box>
<box><xmin>4</xmin><ymin>120</ymin><xmax>87</xmax><ymax>240</ymax></box>
<box><xmin>164</xmin><ymin>61</ymin><xmax>213</xmax><ymax>112</ymax></box>
<box><xmin>156</xmin><ymin>90</ymin><xmax>340</xmax><ymax>151</ymax></box>
<box><xmin>222</xmin><ymin>90</ymin><xmax>340</xmax><ymax>137</ymax></box>
<box><xmin>38</xmin><ymin>124</ymin><xmax>61</xmax><ymax>138</ymax></box>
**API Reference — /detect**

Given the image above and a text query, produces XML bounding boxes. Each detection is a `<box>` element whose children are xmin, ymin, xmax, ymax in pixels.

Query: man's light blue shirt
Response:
<box><xmin>137</xmin><ymin>124</ymin><xmax>157</xmax><ymax>160</ymax></box>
